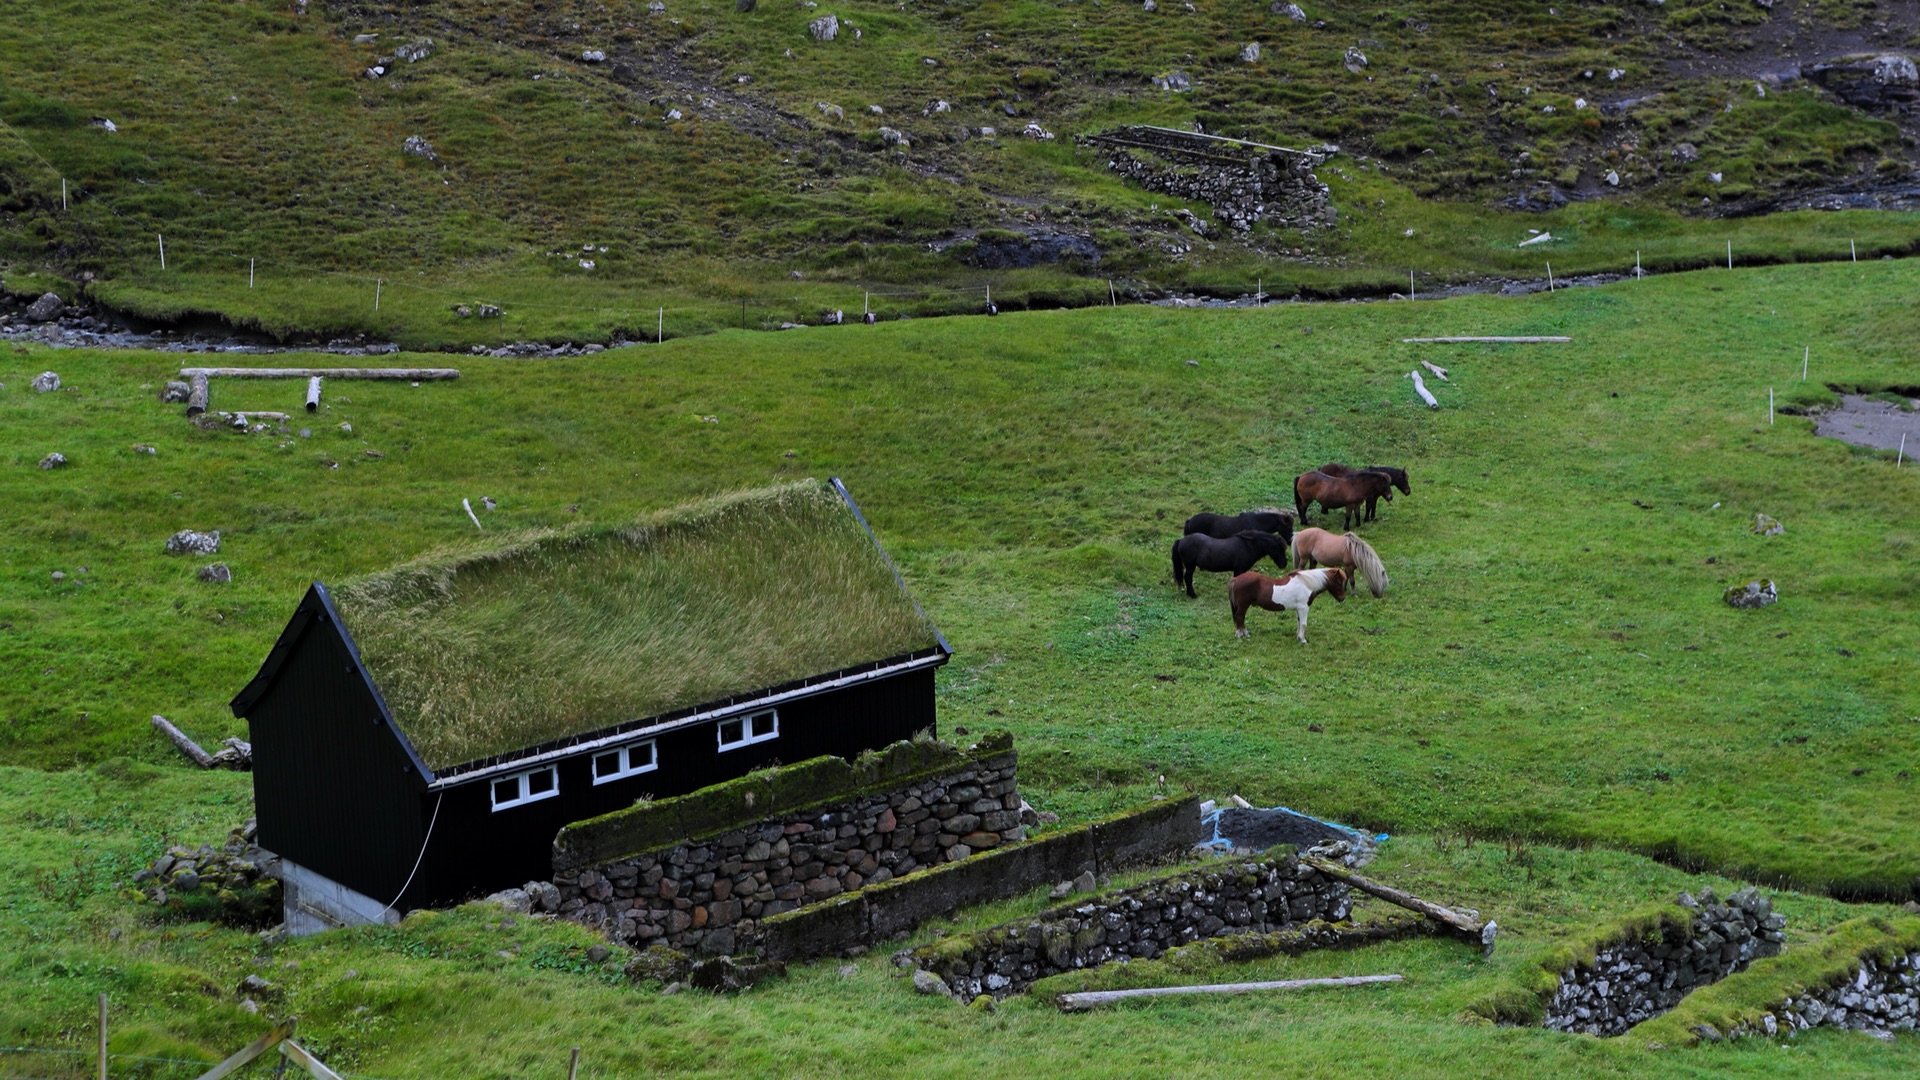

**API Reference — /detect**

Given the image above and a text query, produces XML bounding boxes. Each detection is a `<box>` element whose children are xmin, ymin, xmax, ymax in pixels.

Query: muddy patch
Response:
<box><xmin>1814</xmin><ymin>393</ymin><xmax>1920</xmax><ymax>452</ymax></box>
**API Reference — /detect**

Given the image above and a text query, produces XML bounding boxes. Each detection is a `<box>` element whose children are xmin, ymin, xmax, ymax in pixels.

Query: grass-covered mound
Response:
<box><xmin>327</xmin><ymin>481</ymin><xmax>940</xmax><ymax>769</ymax></box>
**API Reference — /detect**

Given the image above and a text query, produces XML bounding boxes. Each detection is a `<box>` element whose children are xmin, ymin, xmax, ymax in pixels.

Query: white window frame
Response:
<box><xmin>717</xmin><ymin>709</ymin><xmax>779</xmax><ymax>752</ymax></box>
<box><xmin>591</xmin><ymin>739</ymin><xmax>659</xmax><ymax>785</ymax></box>
<box><xmin>490</xmin><ymin>764</ymin><xmax>559</xmax><ymax>811</ymax></box>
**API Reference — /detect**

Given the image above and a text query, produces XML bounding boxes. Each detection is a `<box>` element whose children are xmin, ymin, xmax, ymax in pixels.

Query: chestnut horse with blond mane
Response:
<box><xmin>1292</xmin><ymin>527</ymin><xmax>1388</xmax><ymax>598</ymax></box>
<box><xmin>1230</xmin><ymin>567</ymin><xmax>1349</xmax><ymax>643</ymax></box>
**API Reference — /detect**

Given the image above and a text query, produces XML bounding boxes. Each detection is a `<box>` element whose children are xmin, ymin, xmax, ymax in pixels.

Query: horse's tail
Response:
<box><xmin>1293</xmin><ymin>476</ymin><xmax>1308</xmax><ymax>522</ymax></box>
<box><xmin>1347</xmin><ymin>535</ymin><xmax>1387</xmax><ymax>598</ymax></box>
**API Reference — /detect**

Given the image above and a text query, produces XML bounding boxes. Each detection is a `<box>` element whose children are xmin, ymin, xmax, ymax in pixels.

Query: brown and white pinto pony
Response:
<box><xmin>1230</xmin><ymin>567</ymin><xmax>1348</xmax><ymax>644</ymax></box>
<box><xmin>1291</xmin><ymin>527</ymin><xmax>1388</xmax><ymax>598</ymax></box>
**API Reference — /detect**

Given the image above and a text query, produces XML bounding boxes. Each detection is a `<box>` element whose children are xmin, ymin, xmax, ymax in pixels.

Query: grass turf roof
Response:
<box><xmin>326</xmin><ymin>481</ymin><xmax>941</xmax><ymax>773</ymax></box>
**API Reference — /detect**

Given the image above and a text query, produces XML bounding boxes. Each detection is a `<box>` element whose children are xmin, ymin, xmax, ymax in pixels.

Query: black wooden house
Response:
<box><xmin>231</xmin><ymin>480</ymin><xmax>949</xmax><ymax>932</ymax></box>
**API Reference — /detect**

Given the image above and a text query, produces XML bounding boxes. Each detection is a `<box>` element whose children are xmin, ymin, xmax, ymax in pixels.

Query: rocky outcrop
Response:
<box><xmin>1803</xmin><ymin>54</ymin><xmax>1920</xmax><ymax>114</ymax></box>
<box><xmin>1544</xmin><ymin>887</ymin><xmax>1785</xmax><ymax>1036</ymax></box>
<box><xmin>1083</xmin><ymin>126</ymin><xmax>1332</xmax><ymax>233</ymax></box>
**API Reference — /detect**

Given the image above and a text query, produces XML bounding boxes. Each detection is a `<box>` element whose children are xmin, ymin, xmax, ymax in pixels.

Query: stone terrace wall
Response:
<box><xmin>1731</xmin><ymin>951</ymin><xmax>1920</xmax><ymax>1040</ymax></box>
<box><xmin>912</xmin><ymin>853</ymin><xmax>1351</xmax><ymax>997</ymax></box>
<box><xmin>1082</xmin><ymin>126</ymin><xmax>1334</xmax><ymax>233</ymax></box>
<box><xmin>552</xmin><ymin>735</ymin><xmax>1022</xmax><ymax>956</ymax></box>
<box><xmin>1544</xmin><ymin>887</ymin><xmax>1785</xmax><ymax>1036</ymax></box>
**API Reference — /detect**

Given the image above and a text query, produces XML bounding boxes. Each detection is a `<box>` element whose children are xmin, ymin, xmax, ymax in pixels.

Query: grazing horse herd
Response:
<box><xmin>1173</xmin><ymin>463</ymin><xmax>1411</xmax><ymax>643</ymax></box>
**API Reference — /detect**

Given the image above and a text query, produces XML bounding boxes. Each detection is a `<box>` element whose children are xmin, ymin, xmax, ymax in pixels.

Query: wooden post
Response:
<box><xmin>1769</xmin><ymin>386</ymin><xmax>1774</xmax><ymax>425</ymax></box>
<box><xmin>305</xmin><ymin>377</ymin><xmax>322</xmax><ymax>412</ymax></box>
<box><xmin>741</xmin><ymin>298</ymin><xmax>746</xmax><ymax>330</ymax></box>
<box><xmin>153</xmin><ymin>715</ymin><xmax>216</xmax><ymax>768</ymax></box>
<box><xmin>1802</xmin><ymin>346</ymin><xmax>1808</xmax><ymax>380</ymax></box>
<box><xmin>98</xmin><ymin>994</ymin><xmax>108</xmax><ymax>1080</ymax></box>
<box><xmin>1546</xmin><ymin>262</ymin><xmax>1554</xmax><ymax>292</ymax></box>
<box><xmin>374</xmin><ymin>279</ymin><xmax>382</xmax><ymax>311</ymax></box>
<box><xmin>1257</xmin><ymin>277</ymin><xmax>1262</xmax><ymax>306</ymax></box>
<box><xmin>186</xmin><ymin>374</ymin><xmax>209</xmax><ymax>416</ymax></box>
<box><xmin>1057</xmin><ymin>974</ymin><xmax>1403</xmax><ymax>1012</ymax></box>
<box><xmin>1300</xmin><ymin>856</ymin><xmax>1486</xmax><ymax>939</ymax></box>
<box><xmin>1852</xmin><ymin>238</ymin><xmax>1858</xmax><ymax>262</ymax></box>
<box><xmin>1111</xmin><ymin>279</ymin><xmax>1119</xmax><ymax>306</ymax></box>
<box><xmin>1635</xmin><ymin>250</ymin><xmax>1642</xmax><ymax>279</ymax></box>
<box><xmin>158</xmin><ymin>233</ymin><xmax>166</xmax><ymax>270</ymax></box>
<box><xmin>863</xmin><ymin>290</ymin><xmax>870</xmax><ymax>316</ymax></box>
<box><xmin>1898</xmin><ymin>433</ymin><xmax>1906</xmax><ymax>467</ymax></box>
<box><xmin>62</xmin><ymin>178</ymin><xmax>68</xmax><ymax>211</ymax></box>
<box><xmin>250</xmin><ymin>259</ymin><xmax>255</xmax><ymax>290</ymax></box>
<box><xmin>658</xmin><ymin>307</ymin><xmax>663</xmax><ymax>344</ymax></box>
<box><xmin>1410</xmin><ymin>270</ymin><xmax>1415</xmax><ymax>301</ymax></box>
<box><xmin>1727</xmin><ymin>239</ymin><xmax>1732</xmax><ymax>269</ymax></box>
<box><xmin>567</xmin><ymin>1047</ymin><xmax>581</xmax><ymax>1080</ymax></box>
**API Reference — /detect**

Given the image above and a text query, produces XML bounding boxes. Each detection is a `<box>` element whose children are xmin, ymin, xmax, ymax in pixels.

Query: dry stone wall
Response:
<box><xmin>1544</xmin><ymin>887</ymin><xmax>1785</xmax><ymax>1036</ymax></box>
<box><xmin>554</xmin><ymin>736</ymin><xmax>1023</xmax><ymax>955</ymax></box>
<box><xmin>912</xmin><ymin>853</ymin><xmax>1351</xmax><ymax>997</ymax></box>
<box><xmin>1082</xmin><ymin>126</ymin><xmax>1334</xmax><ymax>233</ymax></box>
<box><xmin>1729</xmin><ymin>951</ymin><xmax>1920</xmax><ymax>1040</ymax></box>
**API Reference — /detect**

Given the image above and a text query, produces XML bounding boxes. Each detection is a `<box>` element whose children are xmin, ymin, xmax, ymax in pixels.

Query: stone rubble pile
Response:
<box><xmin>559</xmin><ymin>751</ymin><xmax>1026</xmax><ymax>955</ymax></box>
<box><xmin>1083</xmin><ymin>126</ymin><xmax>1334</xmax><ymax>233</ymax></box>
<box><xmin>131</xmin><ymin>818</ymin><xmax>281</xmax><ymax>923</ymax></box>
<box><xmin>1545</xmin><ymin>887</ymin><xmax>1784</xmax><ymax>1036</ymax></box>
<box><xmin>1727</xmin><ymin>952</ymin><xmax>1920</xmax><ymax>1041</ymax></box>
<box><xmin>913</xmin><ymin>855</ymin><xmax>1351</xmax><ymax>997</ymax></box>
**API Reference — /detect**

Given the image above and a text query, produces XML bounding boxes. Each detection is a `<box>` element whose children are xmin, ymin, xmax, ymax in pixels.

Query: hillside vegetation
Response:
<box><xmin>3</xmin><ymin>260</ymin><xmax>1918</xmax><ymax>1074</ymax></box>
<box><xmin>5</xmin><ymin>0</ymin><xmax>1920</xmax><ymax>345</ymax></box>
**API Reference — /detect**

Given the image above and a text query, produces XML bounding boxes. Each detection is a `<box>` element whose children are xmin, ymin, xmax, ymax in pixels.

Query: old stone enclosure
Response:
<box><xmin>1081</xmin><ymin>125</ymin><xmax>1334</xmax><ymax>234</ymax></box>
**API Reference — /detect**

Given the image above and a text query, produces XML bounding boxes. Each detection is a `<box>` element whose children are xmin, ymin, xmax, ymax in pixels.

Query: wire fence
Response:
<box><xmin>0</xmin><ymin>1044</ymin><xmax>401</xmax><ymax>1080</ymax></box>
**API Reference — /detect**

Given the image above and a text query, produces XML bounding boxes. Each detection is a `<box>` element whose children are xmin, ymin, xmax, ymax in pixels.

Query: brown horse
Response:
<box><xmin>1292</xmin><ymin>527</ymin><xmax>1388</xmax><ymax>598</ymax></box>
<box><xmin>1315</xmin><ymin>463</ymin><xmax>1410</xmax><ymax>522</ymax></box>
<box><xmin>1229</xmin><ymin>567</ymin><xmax>1348</xmax><ymax>643</ymax></box>
<box><xmin>1294</xmin><ymin>469</ymin><xmax>1393</xmax><ymax>530</ymax></box>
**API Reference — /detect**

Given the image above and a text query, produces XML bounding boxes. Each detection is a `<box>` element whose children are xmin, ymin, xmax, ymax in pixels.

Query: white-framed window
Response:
<box><xmin>717</xmin><ymin>709</ymin><xmax>779</xmax><ymax>752</ymax></box>
<box><xmin>592</xmin><ymin>739</ymin><xmax>658</xmax><ymax>785</ymax></box>
<box><xmin>490</xmin><ymin>765</ymin><xmax>559</xmax><ymax>811</ymax></box>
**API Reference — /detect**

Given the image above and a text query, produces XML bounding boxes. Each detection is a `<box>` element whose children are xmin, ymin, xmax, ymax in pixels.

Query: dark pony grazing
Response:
<box><xmin>1230</xmin><ymin>567</ymin><xmax>1348</xmax><ymax>643</ymax></box>
<box><xmin>1293</xmin><ymin>470</ymin><xmax>1394</xmax><ymax>530</ymax></box>
<box><xmin>1170</xmin><ymin>530</ymin><xmax>1292</xmax><ymax>598</ymax></box>
<box><xmin>1317</xmin><ymin>463</ymin><xmax>1412</xmax><ymax>515</ymax></box>
<box><xmin>1183</xmin><ymin>508</ymin><xmax>1297</xmax><ymax>543</ymax></box>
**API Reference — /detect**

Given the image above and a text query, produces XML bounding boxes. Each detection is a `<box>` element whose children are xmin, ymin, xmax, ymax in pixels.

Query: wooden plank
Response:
<box><xmin>1399</xmin><ymin>336</ymin><xmax>1570</xmax><ymax>344</ymax></box>
<box><xmin>195</xmin><ymin>1020</ymin><xmax>294</xmax><ymax>1080</ymax></box>
<box><xmin>153</xmin><ymin>715</ymin><xmax>215</xmax><ymax>768</ymax></box>
<box><xmin>177</xmin><ymin>367</ymin><xmax>461</xmax><ymax>380</ymax></box>
<box><xmin>1057</xmin><ymin>974</ymin><xmax>1403</xmax><ymax>1011</ymax></box>
<box><xmin>1301</xmin><ymin>856</ymin><xmax>1485</xmax><ymax>938</ymax></box>
<box><xmin>281</xmin><ymin>1039</ymin><xmax>346</xmax><ymax>1080</ymax></box>
<box><xmin>1419</xmin><ymin>360</ymin><xmax>1449</xmax><ymax>381</ymax></box>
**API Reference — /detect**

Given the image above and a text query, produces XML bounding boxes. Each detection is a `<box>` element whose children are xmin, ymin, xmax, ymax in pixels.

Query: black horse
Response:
<box><xmin>1170</xmin><ymin>530</ymin><xmax>1293</xmax><ymax>598</ymax></box>
<box><xmin>1183</xmin><ymin>509</ymin><xmax>1296</xmax><ymax>543</ymax></box>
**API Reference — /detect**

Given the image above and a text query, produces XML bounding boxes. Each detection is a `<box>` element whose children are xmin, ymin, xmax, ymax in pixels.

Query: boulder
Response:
<box><xmin>26</xmin><ymin>293</ymin><xmax>64</xmax><ymax>322</ymax></box>
<box><xmin>809</xmin><ymin>14</ymin><xmax>838</xmax><ymax>41</ymax></box>
<box><xmin>523</xmin><ymin>880</ymin><xmax>563</xmax><ymax>912</ymax></box>
<box><xmin>581</xmin><ymin>49</ymin><xmax>606</xmax><ymax>62</ymax></box>
<box><xmin>1152</xmin><ymin>70</ymin><xmax>1192</xmax><ymax>92</ymax></box>
<box><xmin>1143</xmin><ymin>0</ymin><xmax>1156</xmax><ymax>10</ymax></box>
<box><xmin>1273</xmin><ymin>1</ymin><xmax>1307</xmax><ymax>19</ymax></box>
<box><xmin>484</xmin><ymin>887</ymin><xmax>534</xmax><ymax>914</ymax></box>
<box><xmin>30</xmin><ymin>370</ymin><xmax>60</xmax><ymax>392</ymax></box>
<box><xmin>1344</xmin><ymin>47</ymin><xmax>1368</xmax><ymax>73</ymax></box>
<box><xmin>1241</xmin><ymin>42</ymin><xmax>1261</xmax><ymax>63</ymax></box>
<box><xmin>1752</xmin><ymin>513</ymin><xmax>1784</xmax><ymax>536</ymax></box>
<box><xmin>198</xmin><ymin>563</ymin><xmax>232</xmax><ymax>584</ymax></box>
<box><xmin>38</xmin><ymin>452</ymin><xmax>66</xmax><ymax>470</ymax></box>
<box><xmin>912</xmin><ymin>969</ymin><xmax>952</xmax><ymax>996</ymax></box>
<box><xmin>1802</xmin><ymin>54</ymin><xmax>1920</xmax><ymax>112</ymax></box>
<box><xmin>394</xmin><ymin>39</ymin><xmax>434</xmax><ymax>63</ymax></box>
<box><xmin>166</xmin><ymin>529</ymin><xmax>221</xmax><ymax>555</ymax></box>
<box><xmin>878</xmin><ymin>126</ymin><xmax>910</xmax><ymax>147</ymax></box>
<box><xmin>1724</xmin><ymin>580</ymin><xmax>1778</xmax><ymax>609</ymax></box>
<box><xmin>403</xmin><ymin>135</ymin><xmax>436</xmax><ymax>160</ymax></box>
<box><xmin>161</xmin><ymin>380</ymin><xmax>192</xmax><ymax>403</ymax></box>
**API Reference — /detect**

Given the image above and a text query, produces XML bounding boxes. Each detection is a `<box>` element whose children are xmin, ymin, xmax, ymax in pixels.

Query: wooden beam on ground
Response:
<box><xmin>177</xmin><ymin>367</ymin><xmax>460</xmax><ymax>380</ymax></box>
<box><xmin>305</xmin><ymin>376</ymin><xmax>323</xmax><ymax>412</ymax></box>
<box><xmin>1419</xmin><ymin>360</ymin><xmax>1449</xmax><ymax>381</ymax></box>
<box><xmin>195</xmin><ymin>1020</ymin><xmax>295</xmax><ymax>1080</ymax></box>
<box><xmin>1399</xmin><ymin>336</ymin><xmax>1570</xmax><ymax>344</ymax></box>
<box><xmin>1301</xmin><ymin>857</ymin><xmax>1485</xmax><ymax>939</ymax></box>
<box><xmin>1409</xmin><ymin>371</ymin><xmax>1439</xmax><ymax>409</ymax></box>
<box><xmin>186</xmin><ymin>374</ymin><xmax>209</xmax><ymax>416</ymax></box>
<box><xmin>1056</xmin><ymin>974</ymin><xmax>1403</xmax><ymax>1012</ymax></box>
<box><xmin>153</xmin><ymin>715</ymin><xmax>215</xmax><ymax>769</ymax></box>
<box><xmin>280</xmin><ymin>1039</ymin><xmax>346</xmax><ymax>1080</ymax></box>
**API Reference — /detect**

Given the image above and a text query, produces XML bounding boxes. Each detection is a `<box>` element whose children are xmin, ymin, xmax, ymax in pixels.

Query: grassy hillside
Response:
<box><xmin>2</xmin><ymin>260</ymin><xmax>1917</xmax><ymax>1073</ymax></box>
<box><xmin>5</xmin><ymin>0</ymin><xmax>1920</xmax><ymax>346</ymax></box>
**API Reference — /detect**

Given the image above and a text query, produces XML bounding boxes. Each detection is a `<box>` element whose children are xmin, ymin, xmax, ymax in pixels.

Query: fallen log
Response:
<box><xmin>1056</xmin><ymin>974</ymin><xmax>1403</xmax><ymax>1012</ymax></box>
<box><xmin>1419</xmin><ymin>360</ymin><xmax>1449</xmax><ymax>381</ymax></box>
<box><xmin>153</xmin><ymin>714</ymin><xmax>215</xmax><ymax>768</ymax></box>
<box><xmin>1301</xmin><ymin>856</ymin><xmax>1485</xmax><ymax>939</ymax></box>
<box><xmin>305</xmin><ymin>376</ymin><xmax>323</xmax><ymax>412</ymax></box>
<box><xmin>177</xmin><ymin>367</ymin><xmax>459</xmax><ymax>380</ymax></box>
<box><xmin>1399</xmin><ymin>336</ymin><xmax>1570</xmax><ymax>344</ymax></box>
<box><xmin>186</xmin><ymin>374</ymin><xmax>210</xmax><ymax>416</ymax></box>
<box><xmin>1409</xmin><ymin>370</ymin><xmax>1439</xmax><ymax>409</ymax></box>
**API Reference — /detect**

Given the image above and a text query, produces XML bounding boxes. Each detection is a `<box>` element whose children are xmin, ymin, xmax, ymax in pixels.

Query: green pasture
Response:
<box><xmin>2</xmin><ymin>259</ymin><xmax>1917</xmax><ymax>1073</ymax></box>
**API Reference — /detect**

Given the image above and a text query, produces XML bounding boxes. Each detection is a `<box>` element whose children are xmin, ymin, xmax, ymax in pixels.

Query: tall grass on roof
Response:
<box><xmin>328</xmin><ymin>482</ymin><xmax>939</xmax><ymax>772</ymax></box>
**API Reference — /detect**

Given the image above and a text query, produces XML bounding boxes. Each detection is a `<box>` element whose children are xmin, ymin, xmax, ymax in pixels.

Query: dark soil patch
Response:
<box><xmin>1813</xmin><ymin>393</ymin><xmax>1920</xmax><ymax>452</ymax></box>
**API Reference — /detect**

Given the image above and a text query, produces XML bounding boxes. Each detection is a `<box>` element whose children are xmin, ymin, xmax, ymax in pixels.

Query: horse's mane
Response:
<box><xmin>1345</xmin><ymin>535</ymin><xmax>1388</xmax><ymax>598</ymax></box>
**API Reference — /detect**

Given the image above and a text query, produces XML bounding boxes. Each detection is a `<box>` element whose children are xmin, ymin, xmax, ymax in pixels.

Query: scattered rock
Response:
<box><xmin>484</xmin><ymin>887</ymin><xmax>534</xmax><ymax>915</ymax></box>
<box><xmin>1605</xmin><ymin>169</ymin><xmax>1620</xmax><ymax>186</ymax></box>
<box><xmin>1021</xmin><ymin>121</ymin><xmax>1054</xmax><ymax>140</ymax></box>
<box><xmin>237</xmin><ymin>975</ymin><xmax>278</xmax><ymax>999</ymax></box>
<box><xmin>1072</xmin><ymin>869</ymin><xmax>1097</xmax><ymax>893</ymax></box>
<box><xmin>1152</xmin><ymin>70</ymin><xmax>1191</xmax><ymax>92</ymax></box>
<box><xmin>816</xmin><ymin>101</ymin><xmax>844</xmax><ymax>120</ymax></box>
<box><xmin>1344</xmin><ymin>47</ymin><xmax>1368</xmax><ymax>74</ymax></box>
<box><xmin>911</xmin><ymin>969</ymin><xmax>952</xmax><ymax>997</ymax></box>
<box><xmin>20</xmin><ymin>294</ymin><xmax>75</xmax><ymax>331</ymax></box>
<box><xmin>809</xmin><ymin>13</ymin><xmax>839</xmax><ymax>40</ymax></box>
<box><xmin>198</xmin><ymin>563</ymin><xmax>232</xmax><ymax>584</ymax></box>
<box><xmin>30</xmin><ymin>370</ymin><xmax>61</xmax><ymax>392</ymax></box>
<box><xmin>1803</xmin><ymin>54</ymin><xmax>1920</xmax><ymax>114</ymax></box>
<box><xmin>1273</xmin><ymin>1</ymin><xmax>1307</xmax><ymax>19</ymax></box>
<box><xmin>1725</xmin><ymin>580</ymin><xmax>1778</xmax><ymax>609</ymax></box>
<box><xmin>737</xmin><ymin>0</ymin><xmax>757</xmax><ymax>11</ymax></box>
<box><xmin>394</xmin><ymin>39</ymin><xmax>434</xmax><ymax>63</ymax></box>
<box><xmin>1241</xmin><ymin>42</ymin><xmax>1261</xmax><ymax>63</ymax></box>
<box><xmin>132</xmin><ymin>443</ymin><xmax>156</xmax><ymax>455</ymax></box>
<box><xmin>38</xmin><ymin>452</ymin><xmax>66</xmax><ymax>470</ymax></box>
<box><xmin>166</xmin><ymin>530</ymin><xmax>221</xmax><ymax>555</ymax></box>
<box><xmin>1142</xmin><ymin>0</ymin><xmax>1156</xmax><ymax>9</ymax></box>
<box><xmin>1673</xmin><ymin>142</ymin><xmax>1699</xmax><ymax>162</ymax></box>
<box><xmin>1752</xmin><ymin>513</ymin><xmax>1784</xmax><ymax>536</ymax></box>
<box><xmin>878</xmin><ymin>126</ymin><xmax>910</xmax><ymax>147</ymax></box>
<box><xmin>402</xmin><ymin>135</ymin><xmax>436</xmax><ymax>160</ymax></box>
<box><xmin>50</xmin><ymin>570</ymin><xmax>65</xmax><ymax>582</ymax></box>
<box><xmin>581</xmin><ymin>49</ymin><xmax>606</xmax><ymax>63</ymax></box>
<box><xmin>161</xmin><ymin>380</ymin><xmax>191</xmax><ymax>402</ymax></box>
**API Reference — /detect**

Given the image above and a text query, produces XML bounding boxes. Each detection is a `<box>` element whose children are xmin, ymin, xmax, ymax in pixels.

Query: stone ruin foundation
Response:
<box><xmin>1080</xmin><ymin>125</ymin><xmax>1334</xmax><ymax>233</ymax></box>
<box><xmin>1544</xmin><ymin>886</ymin><xmax>1784</xmax><ymax>1036</ymax></box>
